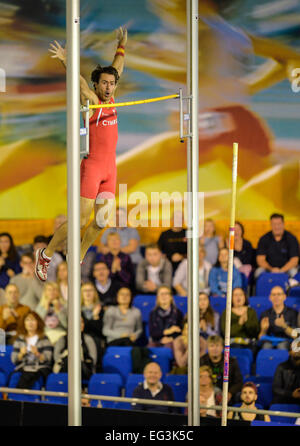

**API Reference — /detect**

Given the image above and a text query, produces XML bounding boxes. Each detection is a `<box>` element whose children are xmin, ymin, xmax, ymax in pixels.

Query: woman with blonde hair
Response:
<box><xmin>148</xmin><ymin>285</ymin><xmax>183</xmax><ymax>348</ymax></box>
<box><xmin>35</xmin><ymin>281</ymin><xmax>67</xmax><ymax>345</ymax></box>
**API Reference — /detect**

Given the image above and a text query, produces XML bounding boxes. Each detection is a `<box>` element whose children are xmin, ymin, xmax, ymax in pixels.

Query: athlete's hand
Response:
<box><xmin>116</xmin><ymin>27</ymin><xmax>127</xmax><ymax>47</ymax></box>
<box><xmin>49</xmin><ymin>40</ymin><xmax>67</xmax><ymax>64</ymax></box>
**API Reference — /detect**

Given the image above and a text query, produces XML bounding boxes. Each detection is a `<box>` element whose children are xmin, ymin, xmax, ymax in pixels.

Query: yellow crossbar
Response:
<box><xmin>88</xmin><ymin>94</ymin><xmax>179</xmax><ymax>109</ymax></box>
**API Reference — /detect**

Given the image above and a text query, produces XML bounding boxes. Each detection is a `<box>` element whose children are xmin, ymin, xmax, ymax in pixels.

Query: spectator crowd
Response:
<box><xmin>0</xmin><ymin>210</ymin><xmax>300</xmax><ymax>422</ymax></box>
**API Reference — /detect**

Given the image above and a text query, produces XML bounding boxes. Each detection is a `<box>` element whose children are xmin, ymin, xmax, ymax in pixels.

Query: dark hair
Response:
<box><xmin>146</xmin><ymin>243</ymin><xmax>161</xmax><ymax>252</ymax></box>
<box><xmin>214</xmin><ymin>247</ymin><xmax>228</xmax><ymax>268</ymax></box>
<box><xmin>117</xmin><ymin>287</ymin><xmax>133</xmax><ymax>307</ymax></box>
<box><xmin>0</xmin><ymin>232</ymin><xmax>18</xmax><ymax>261</ymax></box>
<box><xmin>199</xmin><ymin>292</ymin><xmax>216</xmax><ymax>328</ymax></box>
<box><xmin>91</xmin><ymin>65</ymin><xmax>119</xmax><ymax>90</ymax></box>
<box><xmin>232</xmin><ymin>287</ymin><xmax>249</xmax><ymax>306</ymax></box>
<box><xmin>20</xmin><ymin>252</ymin><xmax>34</xmax><ymax>262</ymax></box>
<box><xmin>270</xmin><ymin>213</ymin><xmax>284</xmax><ymax>222</ymax></box>
<box><xmin>93</xmin><ymin>261</ymin><xmax>109</xmax><ymax>270</ymax></box>
<box><xmin>33</xmin><ymin>235</ymin><xmax>48</xmax><ymax>244</ymax></box>
<box><xmin>235</xmin><ymin>221</ymin><xmax>244</xmax><ymax>237</ymax></box>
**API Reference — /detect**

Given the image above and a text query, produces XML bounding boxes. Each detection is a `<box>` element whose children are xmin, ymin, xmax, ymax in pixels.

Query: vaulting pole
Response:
<box><xmin>221</xmin><ymin>143</ymin><xmax>239</xmax><ymax>426</ymax></box>
<box><xmin>66</xmin><ymin>0</ymin><xmax>82</xmax><ymax>426</ymax></box>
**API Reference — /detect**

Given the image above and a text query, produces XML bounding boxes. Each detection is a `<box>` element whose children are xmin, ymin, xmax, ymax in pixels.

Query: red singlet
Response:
<box><xmin>80</xmin><ymin>97</ymin><xmax>118</xmax><ymax>200</ymax></box>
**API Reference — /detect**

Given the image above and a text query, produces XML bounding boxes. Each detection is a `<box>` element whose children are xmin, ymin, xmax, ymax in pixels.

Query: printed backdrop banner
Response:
<box><xmin>0</xmin><ymin>0</ymin><xmax>300</xmax><ymax>220</ymax></box>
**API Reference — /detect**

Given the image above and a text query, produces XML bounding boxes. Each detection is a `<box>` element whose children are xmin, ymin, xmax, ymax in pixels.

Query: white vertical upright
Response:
<box><xmin>66</xmin><ymin>0</ymin><xmax>82</xmax><ymax>426</ymax></box>
<box><xmin>186</xmin><ymin>0</ymin><xmax>200</xmax><ymax>426</ymax></box>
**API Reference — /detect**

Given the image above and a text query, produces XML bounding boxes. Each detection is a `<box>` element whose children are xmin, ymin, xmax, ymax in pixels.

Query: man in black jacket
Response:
<box><xmin>200</xmin><ymin>335</ymin><xmax>243</xmax><ymax>404</ymax></box>
<box><xmin>272</xmin><ymin>340</ymin><xmax>300</xmax><ymax>404</ymax></box>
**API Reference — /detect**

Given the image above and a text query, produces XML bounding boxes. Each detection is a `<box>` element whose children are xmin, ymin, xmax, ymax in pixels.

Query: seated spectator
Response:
<box><xmin>98</xmin><ymin>207</ymin><xmax>143</xmax><ymax>269</ymax></box>
<box><xmin>81</xmin><ymin>282</ymin><xmax>104</xmax><ymax>356</ymax></box>
<box><xmin>272</xmin><ymin>340</ymin><xmax>300</xmax><ymax>405</ymax></box>
<box><xmin>199</xmin><ymin>292</ymin><xmax>220</xmax><ymax>340</ymax></box>
<box><xmin>258</xmin><ymin>286</ymin><xmax>298</xmax><ymax>350</ymax></box>
<box><xmin>56</xmin><ymin>261</ymin><xmax>68</xmax><ymax>303</ymax></box>
<box><xmin>10</xmin><ymin>252</ymin><xmax>43</xmax><ymax>310</ymax></box>
<box><xmin>102</xmin><ymin>287</ymin><xmax>143</xmax><ymax>346</ymax></box>
<box><xmin>171</xmin><ymin>316</ymin><xmax>206</xmax><ymax>374</ymax></box>
<box><xmin>198</xmin><ymin>365</ymin><xmax>222</xmax><ymax>418</ymax></box>
<box><xmin>98</xmin><ymin>232</ymin><xmax>135</xmax><ymax>289</ymax></box>
<box><xmin>200</xmin><ymin>335</ymin><xmax>243</xmax><ymax>404</ymax></box>
<box><xmin>148</xmin><ymin>285</ymin><xmax>183</xmax><ymax>348</ymax></box>
<box><xmin>173</xmin><ymin>246</ymin><xmax>211</xmax><ymax>296</ymax></box>
<box><xmin>230</xmin><ymin>221</ymin><xmax>255</xmax><ymax>278</ymax></box>
<box><xmin>200</xmin><ymin>219</ymin><xmax>224</xmax><ymax>266</ymax></box>
<box><xmin>11</xmin><ymin>311</ymin><xmax>53</xmax><ymax>389</ymax></box>
<box><xmin>220</xmin><ymin>287</ymin><xmax>259</xmax><ymax>350</ymax></box>
<box><xmin>33</xmin><ymin>235</ymin><xmax>63</xmax><ymax>283</ymax></box>
<box><xmin>35</xmin><ymin>282</ymin><xmax>67</xmax><ymax>345</ymax></box>
<box><xmin>157</xmin><ymin>210</ymin><xmax>187</xmax><ymax>273</ymax></box>
<box><xmin>256</xmin><ymin>213</ymin><xmax>299</xmax><ymax>278</ymax></box>
<box><xmin>53</xmin><ymin>316</ymin><xmax>98</xmax><ymax>380</ymax></box>
<box><xmin>136</xmin><ymin>244</ymin><xmax>172</xmax><ymax>294</ymax></box>
<box><xmin>208</xmin><ymin>248</ymin><xmax>242</xmax><ymax>297</ymax></box>
<box><xmin>228</xmin><ymin>382</ymin><xmax>270</xmax><ymax>422</ymax></box>
<box><xmin>91</xmin><ymin>261</ymin><xmax>122</xmax><ymax>306</ymax></box>
<box><xmin>132</xmin><ymin>362</ymin><xmax>176</xmax><ymax>413</ymax></box>
<box><xmin>0</xmin><ymin>283</ymin><xmax>30</xmax><ymax>345</ymax></box>
<box><xmin>0</xmin><ymin>232</ymin><xmax>21</xmax><ymax>289</ymax></box>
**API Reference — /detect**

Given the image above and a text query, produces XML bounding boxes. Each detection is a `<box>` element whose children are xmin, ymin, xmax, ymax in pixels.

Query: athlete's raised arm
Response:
<box><xmin>111</xmin><ymin>27</ymin><xmax>127</xmax><ymax>78</ymax></box>
<box><xmin>49</xmin><ymin>40</ymin><xmax>98</xmax><ymax>106</ymax></box>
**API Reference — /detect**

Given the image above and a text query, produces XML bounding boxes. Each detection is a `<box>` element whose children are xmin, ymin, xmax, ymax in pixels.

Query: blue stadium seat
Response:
<box><xmin>232</xmin><ymin>356</ymin><xmax>251</xmax><ymax>379</ymax></box>
<box><xmin>7</xmin><ymin>372</ymin><xmax>42</xmax><ymax>402</ymax></box>
<box><xmin>256</xmin><ymin>273</ymin><xmax>289</xmax><ymax>297</ymax></box>
<box><xmin>269</xmin><ymin>404</ymin><xmax>300</xmax><ymax>424</ymax></box>
<box><xmin>240</xmin><ymin>272</ymin><xmax>248</xmax><ymax>291</ymax></box>
<box><xmin>230</xmin><ymin>348</ymin><xmax>253</xmax><ymax>366</ymax></box>
<box><xmin>293</xmin><ymin>272</ymin><xmax>300</xmax><ymax>282</ymax></box>
<box><xmin>256</xmin><ymin>382</ymin><xmax>273</xmax><ymax>409</ymax></box>
<box><xmin>255</xmin><ymin>349</ymin><xmax>289</xmax><ymax>379</ymax></box>
<box><xmin>173</xmin><ymin>296</ymin><xmax>187</xmax><ymax>315</ymax></box>
<box><xmin>0</xmin><ymin>345</ymin><xmax>15</xmax><ymax>385</ymax></box>
<box><xmin>45</xmin><ymin>373</ymin><xmax>68</xmax><ymax>404</ymax></box>
<box><xmin>148</xmin><ymin>347</ymin><xmax>173</xmax><ymax>376</ymax></box>
<box><xmin>209</xmin><ymin>297</ymin><xmax>226</xmax><ymax>315</ymax></box>
<box><xmin>249</xmin><ymin>297</ymin><xmax>272</xmax><ymax>319</ymax></box>
<box><xmin>125</xmin><ymin>373</ymin><xmax>144</xmax><ymax>398</ymax></box>
<box><xmin>88</xmin><ymin>373</ymin><xmax>122</xmax><ymax>408</ymax></box>
<box><xmin>288</xmin><ymin>287</ymin><xmax>300</xmax><ymax>298</ymax></box>
<box><xmin>0</xmin><ymin>371</ymin><xmax>6</xmax><ymax>399</ymax></box>
<box><xmin>102</xmin><ymin>349</ymin><xmax>132</xmax><ymax>385</ymax></box>
<box><xmin>164</xmin><ymin>375</ymin><xmax>188</xmax><ymax>403</ymax></box>
<box><xmin>285</xmin><ymin>297</ymin><xmax>300</xmax><ymax>312</ymax></box>
<box><xmin>132</xmin><ymin>295</ymin><xmax>156</xmax><ymax>323</ymax></box>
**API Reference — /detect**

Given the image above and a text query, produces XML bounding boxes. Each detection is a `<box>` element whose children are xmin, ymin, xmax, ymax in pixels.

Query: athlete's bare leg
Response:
<box><xmin>44</xmin><ymin>196</ymin><xmax>95</xmax><ymax>258</ymax></box>
<box><xmin>80</xmin><ymin>198</ymin><xmax>115</xmax><ymax>261</ymax></box>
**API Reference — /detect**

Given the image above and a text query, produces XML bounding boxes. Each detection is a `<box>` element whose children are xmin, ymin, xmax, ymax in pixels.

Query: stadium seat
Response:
<box><xmin>173</xmin><ymin>296</ymin><xmax>187</xmax><ymax>315</ymax></box>
<box><xmin>233</xmin><ymin>356</ymin><xmax>251</xmax><ymax>379</ymax></box>
<box><xmin>7</xmin><ymin>372</ymin><xmax>42</xmax><ymax>402</ymax></box>
<box><xmin>45</xmin><ymin>373</ymin><xmax>68</xmax><ymax>404</ymax></box>
<box><xmin>269</xmin><ymin>404</ymin><xmax>300</xmax><ymax>424</ymax></box>
<box><xmin>230</xmin><ymin>348</ymin><xmax>253</xmax><ymax>366</ymax></box>
<box><xmin>256</xmin><ymin>273</ymin><xmax>289</xmax><ymax>297</ymax></box>
<box><xmin>0</xmin><ymin>345</ymin><xmax>15</xmax><ymax>385</ymax></box>
<box><xmin>256</xmin><ymin>382</ymin><xmax>273</xmax><ymax>409</ymax></box>
<box><xmin>125</xmin><ymin>373</ymin><xmax>144</xmax><ymax>398</ymax></box>
<box><xmin>0</xmin><ymin>371</ymin><xmax>6</xmax><ymax>399</ymax></box>
<box><xmin>285</xmin><ymin>297</ymin><xmax>300</xmax><ymax>312</ymax></box>
<box><xmin>249</xmin><ymin>297</ymin><xmax>272</xmax><ymax>319</ymax></box>
<box><xmin>132</xmin><ymin>295</ymin><xmax>156</xmax><ymax>323</ymax></box>
<box><xmin>102</xmin><ymin>349</ymin><xmax>132</xmax><ymax>385</ymax></box>
<box><xmin>88</xmin><ymin>373</ymin><xmax>122</xmax><ymax>408</ymax></box>
<box><xmin>164</xmin><ymin>375</ymin><xmax>188</xmax><ymax>403</ymax></box>
<box><xmin>209</xmin><ymin>297</ymin><xmax>226</xmax><ymax>315</ymax></box>
<box><xmin>148</xmin><ymin>347</ymin><xmax>173</xmax><ymax>376</ymax></box>
<box><xmin>255</xmin><ymin>349</ymin><xmax>289</xmax><ymax>379</ymax></box>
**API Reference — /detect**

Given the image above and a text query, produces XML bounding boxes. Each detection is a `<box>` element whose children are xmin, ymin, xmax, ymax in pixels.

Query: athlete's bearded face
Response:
<box><xmin>96</xmin><ymin>73</ymin><xmax>117</xmax><ymax>102</ymax></box>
